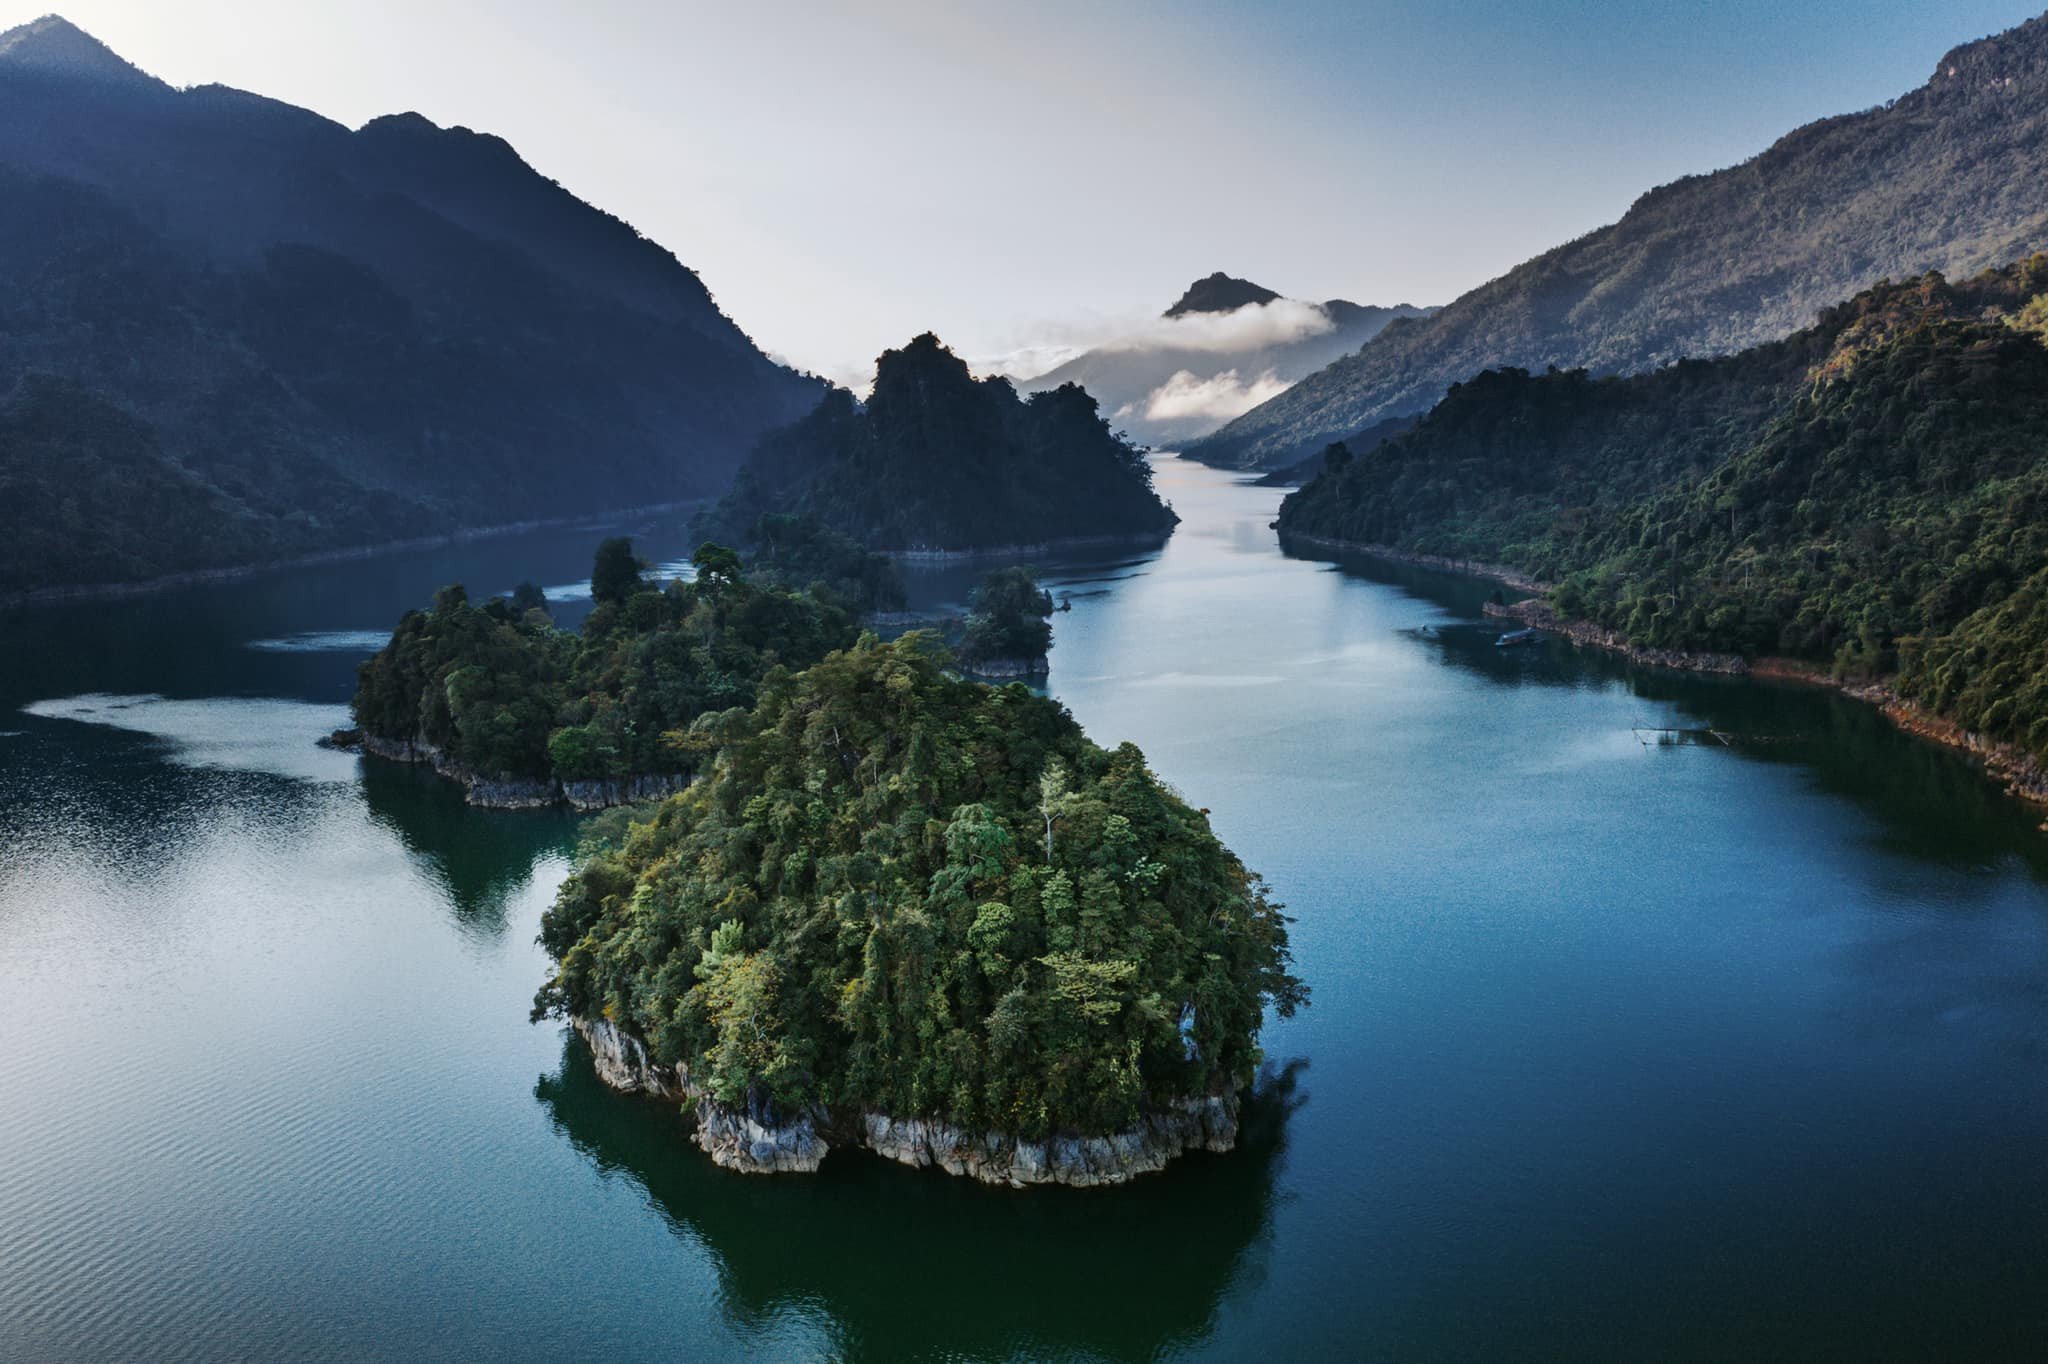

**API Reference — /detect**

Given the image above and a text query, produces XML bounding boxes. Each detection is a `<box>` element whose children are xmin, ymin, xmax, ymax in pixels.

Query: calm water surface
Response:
<box><xmin>4</xmin><ymin>460</ymin><xmax>2048</xmax><ymax>1361</ymax></box>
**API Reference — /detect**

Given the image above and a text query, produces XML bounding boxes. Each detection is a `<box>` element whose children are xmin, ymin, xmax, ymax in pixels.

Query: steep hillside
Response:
<box><xmin>0</xmin><ymin>17</ymin><xmax>820</xmax><ymax>594</ymax></box>
<box><xmin>1279</xmin><ymin>256</ymin><xmax>2048</xmax><ymax>765</ymax></box>
<box><xmin>1194</xmin><ymin>12</ymin><xmax>2048</xmax><ymax>469</ymax></box>
<box><xmin>704</xmin><ymin>334</ymin><xmax>1176</xmax><ymax>553</ymax></box>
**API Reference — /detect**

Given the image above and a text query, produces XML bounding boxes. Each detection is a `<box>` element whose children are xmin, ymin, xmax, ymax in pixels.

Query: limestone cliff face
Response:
<box><xmin>961</xmin><ymin>655</ymin><xmax>1049</xmax><ymax>681</ymax></box>
<box><xmin>575</xmin><ymin>1017</ymin><xmax>828</xmax><ymax>1173</ymax></box>
<box><xmin>559</xmin><ymin>773</ymin><xmax>696</xmax><ymax>811</ymax></box>
<box><xmin>572</xmin><ymin>1016</ymin><xmax>1237</xmax><ymax>1187</ymax></box>
<box><xmin>347</xmin><ymin>733</ymin><xmax>689</xmax><ymax>810</ymax></box>
<box><xmin>856</xmin><ymin>1100</ymin><xmax>1236</xmax><ymax>1187</ymax></box>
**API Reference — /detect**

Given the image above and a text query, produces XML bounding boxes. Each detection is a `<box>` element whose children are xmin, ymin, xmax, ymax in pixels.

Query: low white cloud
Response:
<box><xmin>1102</xmin><ymin>298</ymin><xmax>1336</xmax><ymax>356</ymax></box>
<box><xmin>975</xmin><ymin>342</ymin><xmax>1089</xmax><ymax>382</ymax></box>
<box><xmin>812</xmin><ymin>298</ymin><xmax>1338</xmax><ymax>395</ymax></box>
<box><xmin>978</xmin><ymin>297</ymin><xmax>1338</xmax><ymax>382</ymax></box>
<box><xmin>1127</xmin><ymin>368</ymin><xmax>1293</xmax><ymax>423</ymax></box>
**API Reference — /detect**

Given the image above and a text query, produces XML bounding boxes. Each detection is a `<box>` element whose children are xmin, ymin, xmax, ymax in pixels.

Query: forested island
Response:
<box><xmin>700</xmin><ymin>333</ymin><xmax>1177</xmax><ymax>556</ymax></box>
<box><xmin>955</xmin><ymin>566</ymin><xmax>1057</xmax><ymax>678</ymax></box>
<box><xmin>345</xmin><ymin>508</ymin><xmax>1081</xmax><ymax>804</ymax></box>
<box><xmin>1278</xmin><ymin>256</ymin><xmax>2048</xmax><ymax>798</ymax></box>
<box><xmin>344</xmin><ymin>536</ymin><xmax>862</xmax><ymax>808</ymax></box>
<box><xmin>534</xmin><ymin>631</ymin><xmax>1305</xmax><ymax>1185</ymax></box>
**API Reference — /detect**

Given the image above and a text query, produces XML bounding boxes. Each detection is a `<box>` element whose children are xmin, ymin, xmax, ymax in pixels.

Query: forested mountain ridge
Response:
<box><xmin>704</xmin><ymin>334</ymin><xmax>1177</xmax><ymax>554</ymax></box>
<box><xmin>1278</xmin><ymin>256</ymin><xmax>2048</xmax><ymax>766</ymax></box>
<box><xmin>1191</xmin><ymin>11</ymin><xmax>2048</xmax><ymax>470</ymax></box>
<box><xmin>0</xmin><ymin>17</ymin><xmax>820</xmax><ymax>595</ymax></box>
<box><xmin>1025</xmin><ymin>273</ymin><xmax>1432</xmax><ymax>448</ymax></box>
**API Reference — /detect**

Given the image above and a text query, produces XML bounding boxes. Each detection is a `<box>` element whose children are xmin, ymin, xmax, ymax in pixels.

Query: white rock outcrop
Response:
<box><xmin>573</xmin><ymin>1016</ymin><xmax>1236</xmax><ymax>1186</ymax></box>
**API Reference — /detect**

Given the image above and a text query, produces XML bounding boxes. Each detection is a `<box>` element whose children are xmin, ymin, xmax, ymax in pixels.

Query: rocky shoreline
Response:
<box><xmin>1754</xmin><ymin>663</ymin><xmax>2048</xmax><ymax>816</ymax></box>
<box><xmin>1482</xmin><ymin>598</ymin><xmax>2048</xmax><ymax>818</ymax></box>
<box><xmin>1286</xmin><ymin>535</ymin><xmax>2048</xmax><ymax>823</ymax></box>
<box><xmin>961</xmin><ymin>654</ymin><xmax>1050</xmax><ymax>680</ymax></box>
<box><xmin>1277</xmin><ymin>532</ymin><xmax>1548</xmax><ymax>596</ymax></box>
<box><xmin>1482</xmin><ymin>596</ymin><xmax>1751</xmax><ymax>675</ymax></box>
<box><xmin>574</xmin><ymin>1015</ymin><xmax>1239</xmax><ymax>1187</ymax></box>
<box><xmin>331</xmin><ymin>731</ymin><xmax>691</xmax><ymax>811</ymax></box>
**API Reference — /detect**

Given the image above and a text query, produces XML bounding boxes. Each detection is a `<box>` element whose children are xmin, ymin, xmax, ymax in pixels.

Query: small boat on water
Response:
<box><xmin>1495</xmin><ymin>627</ymin><xmax>1543</xmax><ymax>648</ymax></box>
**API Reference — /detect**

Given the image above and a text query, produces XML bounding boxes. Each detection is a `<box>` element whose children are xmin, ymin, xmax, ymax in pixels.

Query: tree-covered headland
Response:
<box><xmin>701</xmin><ymin>333</ymin><xmax>1177</xmax><ymax>554</ymax></box>
<box><xmin>1278</xmin><ymin>255</ymin><xmax>2048</xmax><ymax>768</ymax></box>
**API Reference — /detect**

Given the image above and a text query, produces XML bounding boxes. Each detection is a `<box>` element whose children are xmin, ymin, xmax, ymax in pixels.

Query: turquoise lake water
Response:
<box><xmin>3</xmin><ymin>458</ymin><xmax>2046</xmax><ymax>1360</ymax></box>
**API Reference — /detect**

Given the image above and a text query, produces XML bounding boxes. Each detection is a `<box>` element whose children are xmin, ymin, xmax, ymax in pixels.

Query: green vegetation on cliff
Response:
<box><xmin>702</xmin><ymin>334</ymin><xmax>1177</xmax><ymax>553</ymax></box>
<box><xmin>1279</xmin><ymin>256</ymin><xmax>2048</xmax><ymax>764</ymax></box>
<box><xmin>351</xmin><ymin>539</ymin><xmax>859</xmax><ymax>784</ymax></box>
<box><xmin>534</xmin><ymin>632</ymin><xmax>1304</xmax><ymax>1137</ymax></box>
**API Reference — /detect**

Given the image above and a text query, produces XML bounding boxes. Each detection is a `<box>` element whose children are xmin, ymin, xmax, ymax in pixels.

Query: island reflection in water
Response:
<box><xmin>535</xmin><ymin>1037</ymin><xmax>1305</xmax><ymax>1363</ymax></box>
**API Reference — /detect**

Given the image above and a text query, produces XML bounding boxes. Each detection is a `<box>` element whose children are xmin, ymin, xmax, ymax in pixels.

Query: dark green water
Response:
<box><xmin>5</xmin><ymin>460</ymin><xmax>2048</xmax><ymax>1361</ymax></box>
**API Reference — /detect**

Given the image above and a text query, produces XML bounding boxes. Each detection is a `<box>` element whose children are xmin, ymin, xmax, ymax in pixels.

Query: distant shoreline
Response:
<box><xmin>1281</xmin><ymin>532</ymin><xmax>2048</xmax><ymax>823</ymax></box>
<box><xmin>0</xmin><ymin>499</ymin><xmax>707</xmax><ymax>611</ymax></box>
<box><xmin>883</xmin><ymin>530</ymin><xmax>1172</xmax><ymax>565</ymax></box>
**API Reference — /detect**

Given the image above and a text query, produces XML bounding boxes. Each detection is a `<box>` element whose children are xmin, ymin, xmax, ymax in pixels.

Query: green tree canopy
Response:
<box><xmin>697</xmin><ymin>334</ymin><xmax>1176</xmax><ymax>554</ymax></box>
<box><xmin>960</xmin><ymin>566</ymin><xmax>1056</xmax><ymax>665</ymax></box>
<box><xmin>590</xmin><ymin>537</ymin><xmax>645</xmax><ymax>606</ymax></box>
<box><xmin>352</xmin><ymin>540</ymin><xmax>860</xmax><ymax>783</ymax></box>
<box><xmin>535</xmin><ymin>632</ymin><xmax>1305</xmax><ymax>1137</ymax></box>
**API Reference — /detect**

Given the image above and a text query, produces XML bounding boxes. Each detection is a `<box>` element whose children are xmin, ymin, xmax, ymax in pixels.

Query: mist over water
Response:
<box><xmin>3</xmin><ymin>460</ymin><xmax>2047</xmax><ymax>1360</ymax></box>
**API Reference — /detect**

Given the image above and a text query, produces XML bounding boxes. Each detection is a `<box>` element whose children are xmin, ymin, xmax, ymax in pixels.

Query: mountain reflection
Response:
<box><xmin>358</xmin><ymin>759</ymin><xmax>579</xmax><ymax>934</ymax></box>
<box><xmin>536</xmin><ymin>1035</ymin><xmax>1305</xmax><ymax>1363</ymax></box>
<box><xmin>1316</xmin><ymin>548</ymin><xmax>2048</xmax><ymax>881</ymax></box>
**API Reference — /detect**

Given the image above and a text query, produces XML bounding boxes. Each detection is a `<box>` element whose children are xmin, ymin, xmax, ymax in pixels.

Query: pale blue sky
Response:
<box><xmin>20</xmin><ymin>1</ymin><xmax>2046</xmax><ymax>384</ymax></box>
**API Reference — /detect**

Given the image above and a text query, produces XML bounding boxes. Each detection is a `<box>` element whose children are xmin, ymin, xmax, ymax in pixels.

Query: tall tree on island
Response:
<box><xmin>959</xmin><ymin>567</ymin><xmax>1056</xmax><ymax>672</ymax></box>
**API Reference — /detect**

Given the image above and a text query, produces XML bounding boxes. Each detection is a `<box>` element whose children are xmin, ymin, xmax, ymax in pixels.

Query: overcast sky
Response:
<box><xmin>24</xmin><ymin>1</ymin><xmax>2044</xmax><ymax>384</ymax></box>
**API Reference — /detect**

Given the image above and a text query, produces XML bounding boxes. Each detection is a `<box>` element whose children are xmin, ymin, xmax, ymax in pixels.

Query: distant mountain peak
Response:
<box><xmin>0</xmin><ymin>15</ymin><xmax>162</xmax><ymax>87</ymax></box>
<box><xmin>1164</xmin><ymin>272</ymin><xmax>1282</xmax><ymax>318</ymax></box>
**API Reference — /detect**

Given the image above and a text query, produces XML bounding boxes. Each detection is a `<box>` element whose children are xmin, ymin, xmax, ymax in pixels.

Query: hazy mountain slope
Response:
<box><xmin>1192</xmin><ymin>12</ymin><xmax>2048</xmax><ymax>469</ymax></box>
<box><xmin>0</xmin><ymin>17</ymin><xmax>820</xmax><ymax>594</ymax></box>
<box><xmin>1024</xmin><ymin>273</ymin><xmax>1432</xmax><ymax>448</ymax></box>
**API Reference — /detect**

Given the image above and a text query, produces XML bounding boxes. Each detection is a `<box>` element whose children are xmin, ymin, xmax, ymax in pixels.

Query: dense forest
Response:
<box><xmin>0</xmin><ymin>18</ymin><xmax>818</xmax><ymax>595</ymax></box>
<box><xmin>1279</xmin><ymin>256</ymin><xmax>2048</xmax><ymax>764</ymax></box>
<box><xmin>534</xmin><ymin>631</ymin><xmax>1305</xmax><ymax>1138</ymax></box>
<box><xmin>734</xmin><ymin>512</ymin><xmax>907</xmax><ymax>614</ymax></box>
<box><xmin>351</xmin><ymin>538</ymin><xmax>860</xmax><ymax>788</ymax></box>
<box><xmin>1189</xmin><ymin>12</ymin><xmax>2048</xmax><ymax>469</ymax></box>
<box><xmin>702</xmin><ymin>334</ymin><xmax>1177</xmax><ymax>553</ymax></box>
